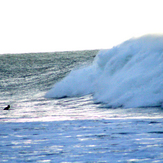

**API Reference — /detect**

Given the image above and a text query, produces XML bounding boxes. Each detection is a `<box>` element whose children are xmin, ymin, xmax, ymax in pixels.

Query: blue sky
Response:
<box><xmin>0</xmin><ymin>0</ymin><xmax>162</xmax><ymax>54</ymax></box>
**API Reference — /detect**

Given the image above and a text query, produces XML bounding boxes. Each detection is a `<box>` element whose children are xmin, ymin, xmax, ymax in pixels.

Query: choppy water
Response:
<box><xmin>0</xmin><ymin>47</ymin><xmax>163</xmax><ymax>162</ymax></box>
<box><xmin>1</xmin><ymin>119</ymin><xmax>163</xmax><ymax>162</ymax></box>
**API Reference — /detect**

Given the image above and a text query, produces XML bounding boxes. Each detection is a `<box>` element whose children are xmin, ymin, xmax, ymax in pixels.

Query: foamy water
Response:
<box><xmin>46</xmin><ymin>35</ymin><xmax>163</xmax><ymax>108</ymax></box>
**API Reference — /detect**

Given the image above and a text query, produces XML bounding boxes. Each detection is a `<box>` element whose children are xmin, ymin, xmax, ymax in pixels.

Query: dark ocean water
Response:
<box><xmin>0</xmin><ymin>51</ymin><xmax>96</xmax><ymax>103</ymax></box>
<box><xmin>0</xmin><ymin>50</ymin><xmax>163</xmax><ymax>162</ymax></box>
<box><xmin>0</xmin><ymin>51</ymin><xmax>98</xmax><ymax>121</ymax></box>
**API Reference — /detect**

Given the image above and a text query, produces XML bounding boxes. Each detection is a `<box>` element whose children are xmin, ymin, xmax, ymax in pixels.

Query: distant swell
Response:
<box><xmin>45</xmin><ymin>35</ymin><xmax>163</xmax><ymax>108</ymax></box>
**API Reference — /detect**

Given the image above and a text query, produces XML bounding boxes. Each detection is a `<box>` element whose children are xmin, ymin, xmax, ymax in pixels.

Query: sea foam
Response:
<box><xmin>45</xmin><ymin>35</ymin><xmax>163</xmax><ymax>108</ymax></box>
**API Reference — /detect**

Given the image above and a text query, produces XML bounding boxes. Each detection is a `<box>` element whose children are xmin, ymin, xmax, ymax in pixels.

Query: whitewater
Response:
<box><xmin>45</xmin><ymin>35</ymin><xmax>163</xmax><ymax>108</ymax></box>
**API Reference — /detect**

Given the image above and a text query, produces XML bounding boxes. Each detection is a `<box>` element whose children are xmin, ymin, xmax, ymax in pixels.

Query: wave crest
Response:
<box><xmin>45</xmin><ymin>35</ymin><xmax>163</xmax><ymax>108</ymax></box>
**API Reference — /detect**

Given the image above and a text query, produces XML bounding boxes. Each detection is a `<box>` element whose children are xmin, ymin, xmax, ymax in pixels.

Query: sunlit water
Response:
<box><xmin>0</xmin><ymin>50</ymin><xmax>163</xmax><ymax>162</ymax></box>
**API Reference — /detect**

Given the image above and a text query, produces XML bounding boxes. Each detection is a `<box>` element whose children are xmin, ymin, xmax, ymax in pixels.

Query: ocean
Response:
<box><xmin>1</xmin><ymin>35</ymin><xmax>163</xmax><ymax>162</ymax></box>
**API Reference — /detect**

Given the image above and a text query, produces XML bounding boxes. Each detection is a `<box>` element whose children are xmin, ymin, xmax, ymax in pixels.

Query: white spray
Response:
<box><xmin>45</xmin><ymin>35</ymin><xmax>163</xmax><ymax>108</ymax></box>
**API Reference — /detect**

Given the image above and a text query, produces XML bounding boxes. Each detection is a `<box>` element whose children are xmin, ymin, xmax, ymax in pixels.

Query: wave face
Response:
<box><xmin>45</xmin><ymin>35</ymin><xmax>163</xmax><ymax>108</ymax></box>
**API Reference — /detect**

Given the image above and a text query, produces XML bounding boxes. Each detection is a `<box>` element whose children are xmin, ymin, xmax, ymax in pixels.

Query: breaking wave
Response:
<box><xmin>45</xmin><ymin>35</ymin><xmax>163</xmax><ymax>108</ymax></box>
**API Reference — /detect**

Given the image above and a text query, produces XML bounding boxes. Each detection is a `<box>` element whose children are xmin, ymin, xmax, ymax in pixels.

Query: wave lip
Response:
<box><xmin>45</xmin><ymin>35</ymin><xmax>163</xmax><ymax>108</ymax></box>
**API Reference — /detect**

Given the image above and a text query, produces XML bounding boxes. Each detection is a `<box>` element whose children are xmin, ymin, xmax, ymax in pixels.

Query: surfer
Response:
<box><xmin>3</xmin><ymin>105</ymin><xmax>10</xmax><ymax>110</ymax></box>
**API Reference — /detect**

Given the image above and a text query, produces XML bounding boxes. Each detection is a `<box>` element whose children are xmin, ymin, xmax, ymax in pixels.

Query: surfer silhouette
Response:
<box><xmin>3</xmin><ymin>105</ymin><xmax>10</xmax><ymax>110</ymax></box>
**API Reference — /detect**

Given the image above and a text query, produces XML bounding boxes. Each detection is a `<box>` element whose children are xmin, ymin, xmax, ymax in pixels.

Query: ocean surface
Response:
<box><xmin>1</xmin><ymin>35</ymin><xmax>163</xmax><ymax>162</ymax></box>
